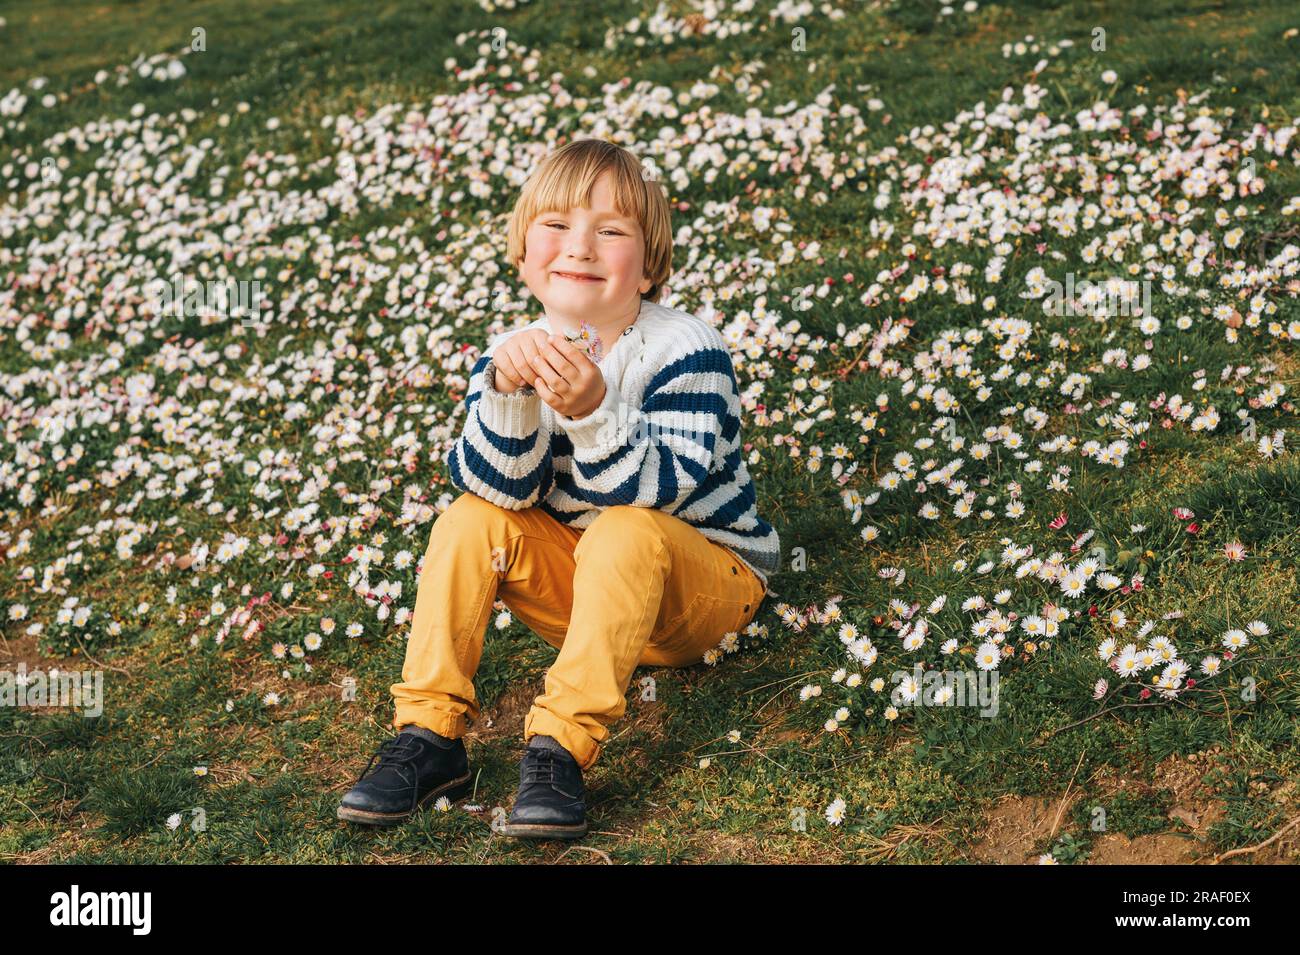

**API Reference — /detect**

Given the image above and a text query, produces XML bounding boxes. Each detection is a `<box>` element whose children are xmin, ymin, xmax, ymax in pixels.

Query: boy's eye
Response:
<box><xmin>544</xmin><ymin>222</ymin><xmax>624</xmax><ymax>236</ymax></box>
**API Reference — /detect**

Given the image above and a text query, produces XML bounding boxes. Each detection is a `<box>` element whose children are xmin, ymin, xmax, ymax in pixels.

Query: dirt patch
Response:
<box><xmin>972</xmin><ymin>793</ymin><xmax>1077</xmax><ymax>863</ymax></box>
<box><xmin>0</xmin><ymin>632</ymin><xmax>88</xmax><ymax>671</ymax></box>
<box><xmin>467</xmin><ymin>678</ymin><xmax>545</xmax><ymax>744</ymax></box>
<box><xmin>1081</xmin><ymin>753</ymin><xmax>1230</xmax><ymax>863</ymax></box>
<box><xmin>1088</xmin><ymin>832</ymin><xmax>1203</xmax><ymax>864</ymax></box>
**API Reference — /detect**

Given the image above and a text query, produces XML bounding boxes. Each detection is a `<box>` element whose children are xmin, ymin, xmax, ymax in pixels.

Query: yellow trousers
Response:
<box><xmin>391</xmin><ymin>493</ymin><xmax>766</xmax><ymax>771</ymax></box>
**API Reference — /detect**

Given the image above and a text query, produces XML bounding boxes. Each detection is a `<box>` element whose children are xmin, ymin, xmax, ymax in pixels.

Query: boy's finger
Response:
<box><xmin>550</xmin><ymin>334</ymin><xmax>592</xmax><ymax>365</ymax></box>
<box><xmin>526</xmin><ymin>350</ymin><xmax>562</xmax><ymax>381</ymax></box>
<box><xmin>531</xmin><ymin>356</ymin><xmax>566</xmax><ymax>392</ymax></box>
<box><xmin>533</xmin><ymin>375</ymin><xmax>561</xmax><ymax>406</ymax></box>
<box><xmin>495</xmin><ymin>354</ymin><xmax>527</xmax><ymax>384</ymax></box>
<box><xmin>517</xmin><ymin>335</ymin><xmax>546</xmax><ymax>366</ymax></box>
<box><xmin>540</xmin><ymin>339</ymin><xmax>579</xmax><ymax>378</ymax></box>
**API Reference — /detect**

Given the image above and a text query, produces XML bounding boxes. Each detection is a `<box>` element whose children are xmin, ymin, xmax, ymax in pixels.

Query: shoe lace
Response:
<box><xmin>355</xmin><ymin>736</ymin><xmax>428</xmax><ymax>814</ymax></box>
<box><xmin>523</xmin><ymin>747</ymin><xmax>561</xmax><ymax>785</ymax></box>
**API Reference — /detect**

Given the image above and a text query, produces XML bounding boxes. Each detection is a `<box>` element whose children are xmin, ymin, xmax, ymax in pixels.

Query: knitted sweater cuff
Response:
<box><xmin>476</xmin><ymin>359</ymin><xmax>541</xmax><ymax>439</ymax></box>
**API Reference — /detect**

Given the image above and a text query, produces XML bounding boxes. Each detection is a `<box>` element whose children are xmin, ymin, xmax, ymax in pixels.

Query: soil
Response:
<box><xmin>972</xmin><ymin>794</ymin><xmax>1075</xmax><ymax>864</ymax></box>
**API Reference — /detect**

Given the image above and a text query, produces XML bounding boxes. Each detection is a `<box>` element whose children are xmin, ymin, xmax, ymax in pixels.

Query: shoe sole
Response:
<box><xmin>499</xmin><ymin>820</ymin><xmax>589</xmax><ymax>840</ymax></box>
<box><xmin>336</xmin><ymin>772</ymin><xmax>473</xmax><ymax>826</ymax></box>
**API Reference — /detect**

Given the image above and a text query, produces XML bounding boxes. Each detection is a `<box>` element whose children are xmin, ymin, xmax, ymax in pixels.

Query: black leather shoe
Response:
<box><xmin>336</xmin><ymin>730</ymin><xmax>472</xmax><ymax>826</ymax></box>
<box><xmin>501</xmin><ymin>739</ymin><xmax>588</xmax><ymax>839</ymax></box>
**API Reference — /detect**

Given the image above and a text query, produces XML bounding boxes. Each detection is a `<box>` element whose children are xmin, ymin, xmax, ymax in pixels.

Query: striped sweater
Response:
<box><xmin>443</xmin><ymin>298</ymin><xmax>781</xmax><ymax>591</ymax></box>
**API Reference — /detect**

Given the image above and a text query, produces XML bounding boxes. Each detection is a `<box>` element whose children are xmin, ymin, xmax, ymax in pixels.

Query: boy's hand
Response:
<box><xmin>527</xmin><ymin>335</ymin><xmax>606</xmax><ymax>419</ymax></box>
<box><xmin>491</xmin><ymin>328</ymin><xmax>552</xmax><ymax>394</ymax></box>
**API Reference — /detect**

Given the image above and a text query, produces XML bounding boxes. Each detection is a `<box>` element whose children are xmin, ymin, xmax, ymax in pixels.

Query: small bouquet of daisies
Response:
<box><xmin>562</xmin><ymin>321</ymin><xmax>605</xmax><ymax>363</ymax></box>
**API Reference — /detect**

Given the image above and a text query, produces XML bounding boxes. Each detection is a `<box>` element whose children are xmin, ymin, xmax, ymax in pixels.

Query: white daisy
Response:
<box><xmin>897</xmin><ymin>674</ymin><xmax>921</xmax><ymax>703</ymax></box>
<box><xmin>825</xmin><ymin>797</ymin><xmax>847</xmax><ymax>826</ymax></box>
<box><xmin>1059</xmin><ymin>574</ymin><xmax>1087</xmax><ymax>598</ymax></box>
<box><xmin>1221</xmin><ymin>629</ymin><xmax>1249</xmax><ymax>650</ymax></box>
<box><xmin>975</xmin><ymin>641</ymin><xmax>1001</xmax><ymax>671</ymax></box>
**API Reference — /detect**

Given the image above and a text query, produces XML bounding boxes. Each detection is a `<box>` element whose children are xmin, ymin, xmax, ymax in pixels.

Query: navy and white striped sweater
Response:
<box><xmin>444</xmin><ymin>298</ymin><xmax>781</xmax><ymax>591</ymax></box>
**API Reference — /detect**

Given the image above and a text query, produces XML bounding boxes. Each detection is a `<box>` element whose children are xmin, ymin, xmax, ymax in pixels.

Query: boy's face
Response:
<box><xmin>518</xmin><ymin>170</ymin><xmax>652</xmax><ymax>329</ymax></box>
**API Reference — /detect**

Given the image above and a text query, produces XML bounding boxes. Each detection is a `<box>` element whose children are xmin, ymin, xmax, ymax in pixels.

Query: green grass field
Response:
<box><xmin>1</xmin><ymin>0</ymin><xmax>1298</xmax><ymax>863</ymax></box>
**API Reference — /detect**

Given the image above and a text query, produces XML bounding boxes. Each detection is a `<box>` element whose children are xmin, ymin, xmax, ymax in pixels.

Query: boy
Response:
<box><xmin>337</xmin><ymin>138</ymin><xmax>781</xmax><ymax>839</ymax></box>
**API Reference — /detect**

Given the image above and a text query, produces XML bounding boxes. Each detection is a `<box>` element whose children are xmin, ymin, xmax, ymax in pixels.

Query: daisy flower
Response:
<box><xmin>1059</xmin><ymin>574</ymin><xmax>1087</xmax><ymax>598</ymax></box>
<box><xmin>850</xmin><ymin>640</ymin><xmax>878</xmax><ymax>667</ymax></box>
<box><xmin>1223</xmin><ymin>540</ymin><xmax>1247</xmax><ymax>561</ymax></box>
<box><xmin>975</xmin><ymin>641</ymin><xmax>1001</xmax><ymax>671</ymax></box>
<box><xmin>1246</xmin><ymin>620</ymin><xmax>1270</xmax><ymax>636</ymax></box>
<box><xmin>1222</xmin><ymin>629</ymin><xmax>1249</xmax><ymax>650</ymax></box>
<box><xmin>1163</xmin><ymin>660</ymin><xmax>1190</xmax><ymax>682</ymax></box>
<box><xmin>897</xmin><ymin>674</ymin><xmax>921</xmax><ymax>703</ymax></box>
<box><xmin>825</xmin><ymin>797</ymin><xmax>847</xmax><ymax>826</ymax></box>
<box><xmin>1200</xmin><ymin>655</ymin><xmax>1222</xmax><ymax>676</ymax></box>
<box><xmin>870</xmin><ymin>677</ymin><xmax>885</xmax><ymax>692</ymax></box>
<box><xmin>1115</xmin><ymin>649</ymin><xmax>1140</xmax><ymax>677</ymax></box>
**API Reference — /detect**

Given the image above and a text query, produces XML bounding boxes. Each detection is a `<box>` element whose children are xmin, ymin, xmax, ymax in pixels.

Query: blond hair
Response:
<box><xmin>506</xmin><ymin>138</ymin><xmax>673</xmax><ymax>303</ymax></box>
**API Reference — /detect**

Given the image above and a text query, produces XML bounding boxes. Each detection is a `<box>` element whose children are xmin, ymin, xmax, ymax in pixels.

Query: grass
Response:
<box><xmin>1</xmin><ymin>0</ymin><xmax>1298</xmax><ymax>864</ymax></box>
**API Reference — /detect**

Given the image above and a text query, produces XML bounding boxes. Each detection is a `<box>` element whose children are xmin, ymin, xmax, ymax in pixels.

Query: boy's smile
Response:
<box><xmin>519</xmin><ymin>169</ymin><xmax>653</xmax><ymax>342</ymax></box>
<box><xmin>551</xmin><ymin>269</ymin><xmax>605</xmax><ymax>284</ymax></box>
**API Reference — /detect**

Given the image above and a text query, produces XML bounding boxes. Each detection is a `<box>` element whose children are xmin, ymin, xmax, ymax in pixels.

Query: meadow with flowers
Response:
<box><xmin>1</xmin><ymin>0</ymin><xmax>1298</xmax><ymax>863</ymax></box>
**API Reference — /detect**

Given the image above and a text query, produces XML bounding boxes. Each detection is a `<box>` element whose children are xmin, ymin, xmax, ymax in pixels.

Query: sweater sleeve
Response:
<box><xmin>443</xmin><ymin>349</ymin><xmax>553</xmax><ymax>510</ymax></box>
<box><xmin>551</xmin><ymin>342</ymin><xmax>738</xmax><ymax>510</ymax></box>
